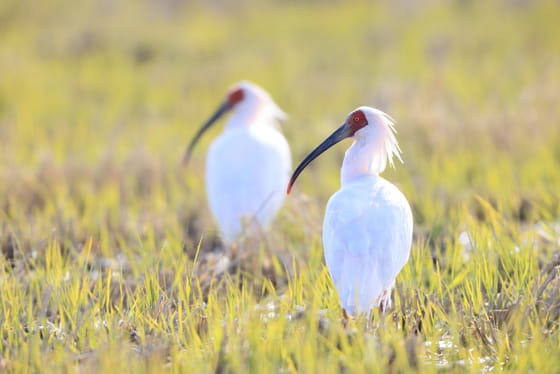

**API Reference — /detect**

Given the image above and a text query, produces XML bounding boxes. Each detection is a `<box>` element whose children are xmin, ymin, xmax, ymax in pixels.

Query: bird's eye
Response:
<box><xmin>353</xmin><ymin>116</ymin><xmax>360</xmax><ymax>122</ymax></box>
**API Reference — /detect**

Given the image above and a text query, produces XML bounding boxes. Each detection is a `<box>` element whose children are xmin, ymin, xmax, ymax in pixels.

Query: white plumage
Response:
<box><xmin>323</xmin><ymin>175</ymin><xmax>412</xmax><ymax>314</ymax></box>
<box><xmin>185</xmin><ymin>81</ymin><xmax>291</xmax><ymax>242</ymax></box>
<box><xmin>288</xmin><ymin>106</ymin><xmax>412</xmax><ymax>315</ymax></box>
<box><xmin>206</xmin><ymin>120</ymin><xmax>291</xmax><ymax>240</ymax></box>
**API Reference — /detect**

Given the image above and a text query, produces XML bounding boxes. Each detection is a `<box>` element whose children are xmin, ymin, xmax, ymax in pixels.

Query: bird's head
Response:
<box><xmin>287</xmin><ymin>106</ymin><xmax>402</xmax><ymax>194</ymax></box>
<box><xmin>182</xmin><ymin>81</ymin><xmax>285</xmax><ymax>165</ymax></box>
<box><xmin>228</xmin><ymin>81</ymin><xmax>287</xmax><ymax>123</ymax></box>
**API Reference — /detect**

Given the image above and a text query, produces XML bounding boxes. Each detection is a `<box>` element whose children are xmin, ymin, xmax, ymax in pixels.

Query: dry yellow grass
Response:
<box><xmin>1</xmin><ymin>0</ymin><xmax>559</xmax><ymax>372</ymax></box>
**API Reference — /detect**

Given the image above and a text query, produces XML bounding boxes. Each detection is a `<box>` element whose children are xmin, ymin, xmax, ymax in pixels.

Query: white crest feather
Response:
<box><xmin>341</xmin><ymin>107</ymin><xmax>403</xmax><ymax>184</ymax></box>
<box><xmin>379</xmin><ymin>110</ymin><xmax>403</xmax><ymax>169</ymax></box>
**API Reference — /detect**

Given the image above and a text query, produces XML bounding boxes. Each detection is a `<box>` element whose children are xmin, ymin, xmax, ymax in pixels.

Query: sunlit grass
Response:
<box><xmin>1</xmin><ymin>0</ymin><xmax>559</xmax><ymax>372</ymax></box>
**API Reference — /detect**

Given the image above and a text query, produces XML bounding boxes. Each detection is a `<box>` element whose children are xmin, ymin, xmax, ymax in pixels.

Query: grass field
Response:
<box><xmin>1</xmin><ymin>0</ymin><xmax>560</xmax><ymax>372</ymax></box>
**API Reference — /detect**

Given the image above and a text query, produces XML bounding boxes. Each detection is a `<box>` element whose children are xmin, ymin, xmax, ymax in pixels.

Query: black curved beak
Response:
<box><xmin>287</xmin><ymin>122</ymin><xmax>351</xmax><ymax>194</ymax></box>
<box><xmin>182</xmin><ymin>101</ymin><xmax>229</xmax><ymax>165</ymax></box>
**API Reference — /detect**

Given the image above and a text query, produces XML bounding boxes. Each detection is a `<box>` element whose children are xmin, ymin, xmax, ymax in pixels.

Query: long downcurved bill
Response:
<box><xmin>286</xmin><ymin>123</ymin><xmax>351</xmax><ymax>194</ymax></box>
<box><xmin>182</xmin><ymin>101</ymin><xmax>229</xmax><ymax>165</ymax></box>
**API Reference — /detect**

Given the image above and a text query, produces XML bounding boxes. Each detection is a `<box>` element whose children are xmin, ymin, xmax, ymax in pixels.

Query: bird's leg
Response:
<box><xmin>378</xmin><ymin>288</ymin><xmax>392</xmax><ymax>315</ymax></box>
<box><xmin>379</xmin><ymin>301</ymin><xmax>385</xmax><ymax>315</ymax></box>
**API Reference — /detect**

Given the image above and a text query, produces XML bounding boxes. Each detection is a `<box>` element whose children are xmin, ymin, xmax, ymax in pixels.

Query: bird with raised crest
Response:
<box><xmin>287</xmin><ymin>106</ymin><xmax>413</xmax><ymax>316</ymax></box>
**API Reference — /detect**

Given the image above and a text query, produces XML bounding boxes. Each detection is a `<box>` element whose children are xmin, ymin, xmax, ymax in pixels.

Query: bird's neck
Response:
<box><xmin>226</xmin><ymin>98</ymin><xmax>285</xmax><ymax>130</ymax></box>
<box><xmin>226</xmin><ymin>105</ymin><xmax>261</xmax><ymax>129</ymax></box>
<box><xmin>226</xmin><ymin>98</ymin><xmax>274</xmax><ymax>129</ymax></box>
<box><xmin>340</xmin><ymin>135</ymin><xmax>387</xmax><ymax>185</ymax></box>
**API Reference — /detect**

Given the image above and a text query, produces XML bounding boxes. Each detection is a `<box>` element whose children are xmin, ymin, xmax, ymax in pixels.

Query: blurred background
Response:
<box><xmin>2</xmin><ymin>0</ymin><xmax>559</xmax><ymax>247</ymax></box>
<box><xmin>1</xmin><ymin>0</ymin><xmax>560</xmax><ymax>371</ymax></box>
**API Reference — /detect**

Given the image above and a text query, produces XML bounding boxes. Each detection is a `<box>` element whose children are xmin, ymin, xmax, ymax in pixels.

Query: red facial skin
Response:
<box><xmin>227</xmin><ymin>88</ymin><xmax>244</xmax><ymax>109</ymax></box>
<box><xmin>348</xmin><ymin>110</ymin><xmax>368</xmax><ymax>135</ymax></box>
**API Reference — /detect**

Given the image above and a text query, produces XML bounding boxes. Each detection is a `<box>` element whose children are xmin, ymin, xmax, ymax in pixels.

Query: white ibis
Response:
<box><xmin>184</xmin><ymin>81</ymin><xmax>291</xmax><ymax>242</ymax></box>
<box><xmin>287</xmin><ymin>107</ymin><xmax>413</xmax><ymax>316</ymax></box>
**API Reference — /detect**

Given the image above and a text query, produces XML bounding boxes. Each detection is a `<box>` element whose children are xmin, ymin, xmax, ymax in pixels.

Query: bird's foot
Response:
<box><xmin>378</xmin><ymin>289</ymin><xmax>392</xmax><ymax>314</ymax></box>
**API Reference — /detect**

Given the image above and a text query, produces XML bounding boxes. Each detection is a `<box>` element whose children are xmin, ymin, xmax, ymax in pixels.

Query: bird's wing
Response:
<box><xmin>323</xmin><ymin>178</ymin><xmax>412</xmax><ymax>313</ymax></box>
